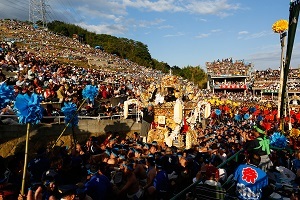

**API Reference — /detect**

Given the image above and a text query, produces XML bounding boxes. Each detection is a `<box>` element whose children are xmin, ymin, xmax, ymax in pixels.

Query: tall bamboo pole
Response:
<box><xmin>280</xmin><ymin>1</ymin><xmax>300</xmax><ymax>131</ymax></box>
<box><xmin>278</xmin><ymin>32</ymin><xmax>287</xmax><ymax>130</ymax></box>
<box><xmin>52</xmin><ymin>99</ymin><xmax>86</xmax><ymax>148</ymax></box>
<box><xmin>21</xmin><ymin>123</ymin><xmax>30</xmax><ymax>195</ymax></box>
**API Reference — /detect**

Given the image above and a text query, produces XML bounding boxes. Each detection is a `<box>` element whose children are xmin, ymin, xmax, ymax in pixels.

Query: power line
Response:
<box><xmin>9</xmin><ymin>0</ymin><xmax>29</xmax><ymax>6</ymax></box>
<box><xmin>45</xmin><ymin>6</ymin><xmax>55</xmax><ymax>22</ymax></box>
<box><xmin>0</xmin><ymin>1</ymin><xmax>28</xmax><ymax>13</ymax></box>
<box><xmin>47</xmin><ymin>6</ymin><xmax>58</xmax><ymax>21</ymax></box>
<box><xmin>48</xmin><ymin>5</ymin><xmax>68</xmax><ymax>22</ymax></box>
<box><xmin>6</xmin><ymin>0</ymin><xmax>29</xmax><ymax>10</ymax></box>
<box><xmin>51</xmin><ymin>0</ymin><xmax>71</xmax><ymax>22</ymax></box>
<box><xmin>1</xmin><ymin>0</ymin><xmax>84</xmax><ymax>26</ymax></box>
<box><xmin>51</xmin><ymin>0</ymin><xmax>77</xmax><ymax>23</ymax></box>
<box><xmin>46</xmin><ymin>12</ymin><xmax>54</xmax><ymax>22</ymax></box>
<box><xmin>0</xmin><ymin>5</ymin><xmax>16</xmax><ymax>17</ymax></box>
<box><xmin>65</xmin><ymin>0</ymin><xmax>84</xmax><ymax>23</ymax></box>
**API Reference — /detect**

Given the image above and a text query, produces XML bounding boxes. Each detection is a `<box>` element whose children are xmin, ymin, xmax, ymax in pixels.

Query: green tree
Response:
<box><xmin>46</xmin><ymin>20</ymin><xmax>207</xmax><ymax>87</ymax></box>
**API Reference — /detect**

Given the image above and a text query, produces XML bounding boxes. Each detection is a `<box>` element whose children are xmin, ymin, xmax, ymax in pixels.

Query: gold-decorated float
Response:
<box><xmin>123</xmin><ymin>72</ymin><xmax>300</xmax><ymax>148</ymax></box>
<box><xmin>124</xmin><ymin>71</ymin><xmax>211</xmax><ymax>148</ymax></box>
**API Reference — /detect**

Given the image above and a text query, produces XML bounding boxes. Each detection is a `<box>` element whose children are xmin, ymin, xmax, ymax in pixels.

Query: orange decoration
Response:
<box><xmin>290</xmin><ymin>110</ymin><xmax>295</xmax><ymax>115</ymax></box>
<box><xmin>291</xmin><ymin>118</ymin><xmax>295</xmax><ymax>123</ymax></box>
<box><xmin>264</xmin><ymin>110</ymin><xmax>270</xmax><ymax>115</ymax></box>
<box><xmin>242</xmin><ymin>107</ymin><xmax>248</xmax><ymax>112</ymax></box>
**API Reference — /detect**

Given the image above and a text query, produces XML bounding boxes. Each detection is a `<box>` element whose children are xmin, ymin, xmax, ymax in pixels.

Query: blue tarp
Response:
<box><xmin>95</xmin><ymin>45</ymin><xmax>103</xmax><ymax>50</ymax></box>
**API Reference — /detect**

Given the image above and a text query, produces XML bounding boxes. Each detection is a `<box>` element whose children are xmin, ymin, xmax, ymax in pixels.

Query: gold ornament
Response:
<box><xmin>290</xmin><ymin>128</ymin><xmax>300</xmax><ymax>138</ymax></box>
<box><xmin>186</xmin><ymin>130</ymin><xmax>198</xmax><ymax>149</ymax></box>
<box><xmin>186</xmin><ymin>131</ymin><xmax>192</xmax><ymax>149</ymax></box>
<box><xmin>272</xmin><ymin>19</ymin><xmax>288</xmax><ymax>33</ymax></box>
<box><xmin>147</xmin><ymin>128</ymin><xmax>169</xmax><ymax>144</ymax></box>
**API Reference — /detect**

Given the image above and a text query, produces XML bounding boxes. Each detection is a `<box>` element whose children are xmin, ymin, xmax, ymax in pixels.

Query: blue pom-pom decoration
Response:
<box><xmin>270</xmin><ymin>132</ymin><xmax>287</xmax><ymax>148</ymax></box>
<box><xmin>249</xmin><ymin>107</ymin><xmax>256</xmax><ymax>113</ymax></box>
<box><xmin>61</xmin><ymin>102</ymin><xmax>78</xmax><ymax>127</ymax></box>
<box><xmin>82</xmin><ymin>85</ymin><xmax>98</xmax><ymax>104</ymax></box>
<box><xmin>215</xmin><ymin>109</ymin><xmax>221</xmax><ymax>116</ymax></box>
<box><xmin>14</xmin><ymin>93</ymin><xmax>43</xmax><ymax>124</ymax></box>
<box><xmin>235</xmin><ymin>114</ymin><xmax>241</xmax><ymax>121</ymax></box>
<box><xmin>0</xmin><ymin>83</ymin><xmax>14</xmax><ymax>109</ymax></box>
<box><xmin>244</xmin><ymin>113</ymin><xmax>250</xmax><ymax>120</ymax></box>
<box><xmin>257</xmin><ymin>115</ymin><xmax>263</xmax><ymax>121</ymax></box>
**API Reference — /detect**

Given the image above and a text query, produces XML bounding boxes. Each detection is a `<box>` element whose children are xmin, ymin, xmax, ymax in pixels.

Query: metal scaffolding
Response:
<box><xmin>29</xmin><ymin>0</ymin><xmax>47</xmax><ymax>27</ymax></box>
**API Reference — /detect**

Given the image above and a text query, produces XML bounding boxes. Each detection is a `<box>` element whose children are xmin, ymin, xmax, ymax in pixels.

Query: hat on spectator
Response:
<box><xmin>87</xmin><ymin>164</ymin><xmax>98</xmax><ymax>175</ymax></box>
<box><xmin>143</xmin><ymin>143</ymin><xmax>150</xmax><ymax>149</ymax></box>
<box><xmin>122</xmin><ymin>163</ymin><xmax>134</xmax><ymax>171</ymax></box>
<box><xmin>58</xmin><ymin>185</ymin><xmax>77</xmax><ymax>198</ymax></box>
<box><xmin>76</xmin><ymin>182</ymin><xmax>86</xmax><ymax>195</ymax></box>
<box><xmin>120</xmin><ymin>144</ymin><xmax>128</xmax><ymax>151</ymax></box>
<box><xmin>42</xmin><ymin>169</ymin><xmax>57</xmax><ymax>182</ymax></box>
<box><xmin>105</xmin><ymin>149</ymin><xmax>111</xmax><ymax>156</ymax></box>
<box><xmin>148</xmin><ymin>103</ymin><xmax>154</xmax><ymax>107</ymax></box>
<box><xmin>112</xmin><ymin>146</ymin><xmax>119</xmax><ymax>151</ymax></box>
<box><xmin>205</xmin><ymin>165</ymin><xmax>219</xmax><ymax>180</ymax></box>
<box><xmin>177</xmin><ymin>152</ymin><xmax>183</xmax><ymax>157</ymax></box>
<box><xmin>119</xmin><ymin>154</ymin><xmax>126</xmax><ymax>160</ymax></box>
<box><xmin>151</xmin><ymin>141</ymin><xmax>158</xmax><ymax>146</ymax></box>
<box><xmin>111</xmin><ymin>150</ymin><xmax>118</xmax><ymax>158</ymax></box>
<box><xmin>136</xmin><ymin>142</ymin><xmax>143</xmax><ymax>147</ymax></box>
<box><xmin>171</xmin><ymin>146</ymin><xmax>178</xmax><ymax>152</ymax></box>
<box><xmin>155</xmin><ymin>160</ymin><xmax>163</xmax><ymax>169</ymax></box>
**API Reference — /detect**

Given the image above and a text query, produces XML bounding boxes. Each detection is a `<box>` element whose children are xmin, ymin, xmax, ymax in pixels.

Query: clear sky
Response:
<box><xmin>1</xmin><ymin>0</ymin><xmax>300</xmax><ymax>70</ymax></box>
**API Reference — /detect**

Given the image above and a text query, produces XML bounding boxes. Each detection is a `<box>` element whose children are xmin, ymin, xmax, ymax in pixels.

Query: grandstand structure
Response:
<box><xmin>252</xmin><ymin>68</ymin><xmax>300</xmax><ymax>101</ymax></box>
<box><xmin>206</xmin><ymin>58</ymin><xmax>252</xmax><ymax>96</ymax></box>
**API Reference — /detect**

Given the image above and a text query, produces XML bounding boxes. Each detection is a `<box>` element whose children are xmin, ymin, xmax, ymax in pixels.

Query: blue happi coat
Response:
<box><xmin>234</xmin><ymin>164</ymin><xmax>268</xmax><ymax>200</ymax></box>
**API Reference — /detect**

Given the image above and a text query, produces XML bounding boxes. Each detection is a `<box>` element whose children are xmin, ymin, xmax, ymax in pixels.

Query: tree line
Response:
<box><xmin>46</xmin><ymin>20</ymin><xmax>207</xmax><ymax>88</ymax></box>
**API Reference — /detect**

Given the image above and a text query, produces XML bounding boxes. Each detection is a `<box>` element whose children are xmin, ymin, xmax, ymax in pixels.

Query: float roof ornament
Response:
<box><xmin>272</xmin><ymin>19</ymin><xmax>288</xmax><ymax>33</ymax></box>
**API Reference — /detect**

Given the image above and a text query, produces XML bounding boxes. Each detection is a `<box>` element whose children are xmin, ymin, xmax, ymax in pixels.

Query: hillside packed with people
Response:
<box><xmin>2</xmin><ymin>19</ymin><xmax>300</xmax><ymax>200</ymax></box>
<box><xmin>0</xmin><ymin>19</ymin><xmax>167</xmax><ymax>122</ymax></box>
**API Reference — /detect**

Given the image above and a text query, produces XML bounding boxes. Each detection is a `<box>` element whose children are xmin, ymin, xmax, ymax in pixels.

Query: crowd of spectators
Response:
<box><xmin>2</xmin><ymin>19</ymin><xmax>300</xmax><ymax>200</ymax></box>
<box><xmin>1</xmin><ymin>105</ymin><xmax>300</xmax><ymax>200</ymax></box>
<box><xmin>0</xmin><ymin>19</ymin><xmax>165</xmax><ymax>120</ymax></box>
<box><xmin>206</xmin><ymin>58</ymin><xmax>252</xmax><ymax>77</ymax></box>
<box><xmin>2</xmin><ymin>19</ymin><xmax>300</xmax><ymax>116</ymax></box>
<box><xmin>208</xmin><ymin>67</ymin><xmax>300</xmax><ymax>102</ymax></box>
<box><xmin>252</xmin><ymin>69</ymin><xmax>300</xmax><ymax>92</ymax></box>
<box><xmin>200</xmin><ymin>91</ymin><xmax>260</xmax><ymax>102</ymax></box>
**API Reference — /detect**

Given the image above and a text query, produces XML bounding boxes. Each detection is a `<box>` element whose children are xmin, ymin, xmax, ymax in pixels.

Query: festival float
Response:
<box><xmin>124</xmin><ymin>72</ymin><xmax>211</xmax><ymax>148</ymax></box>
